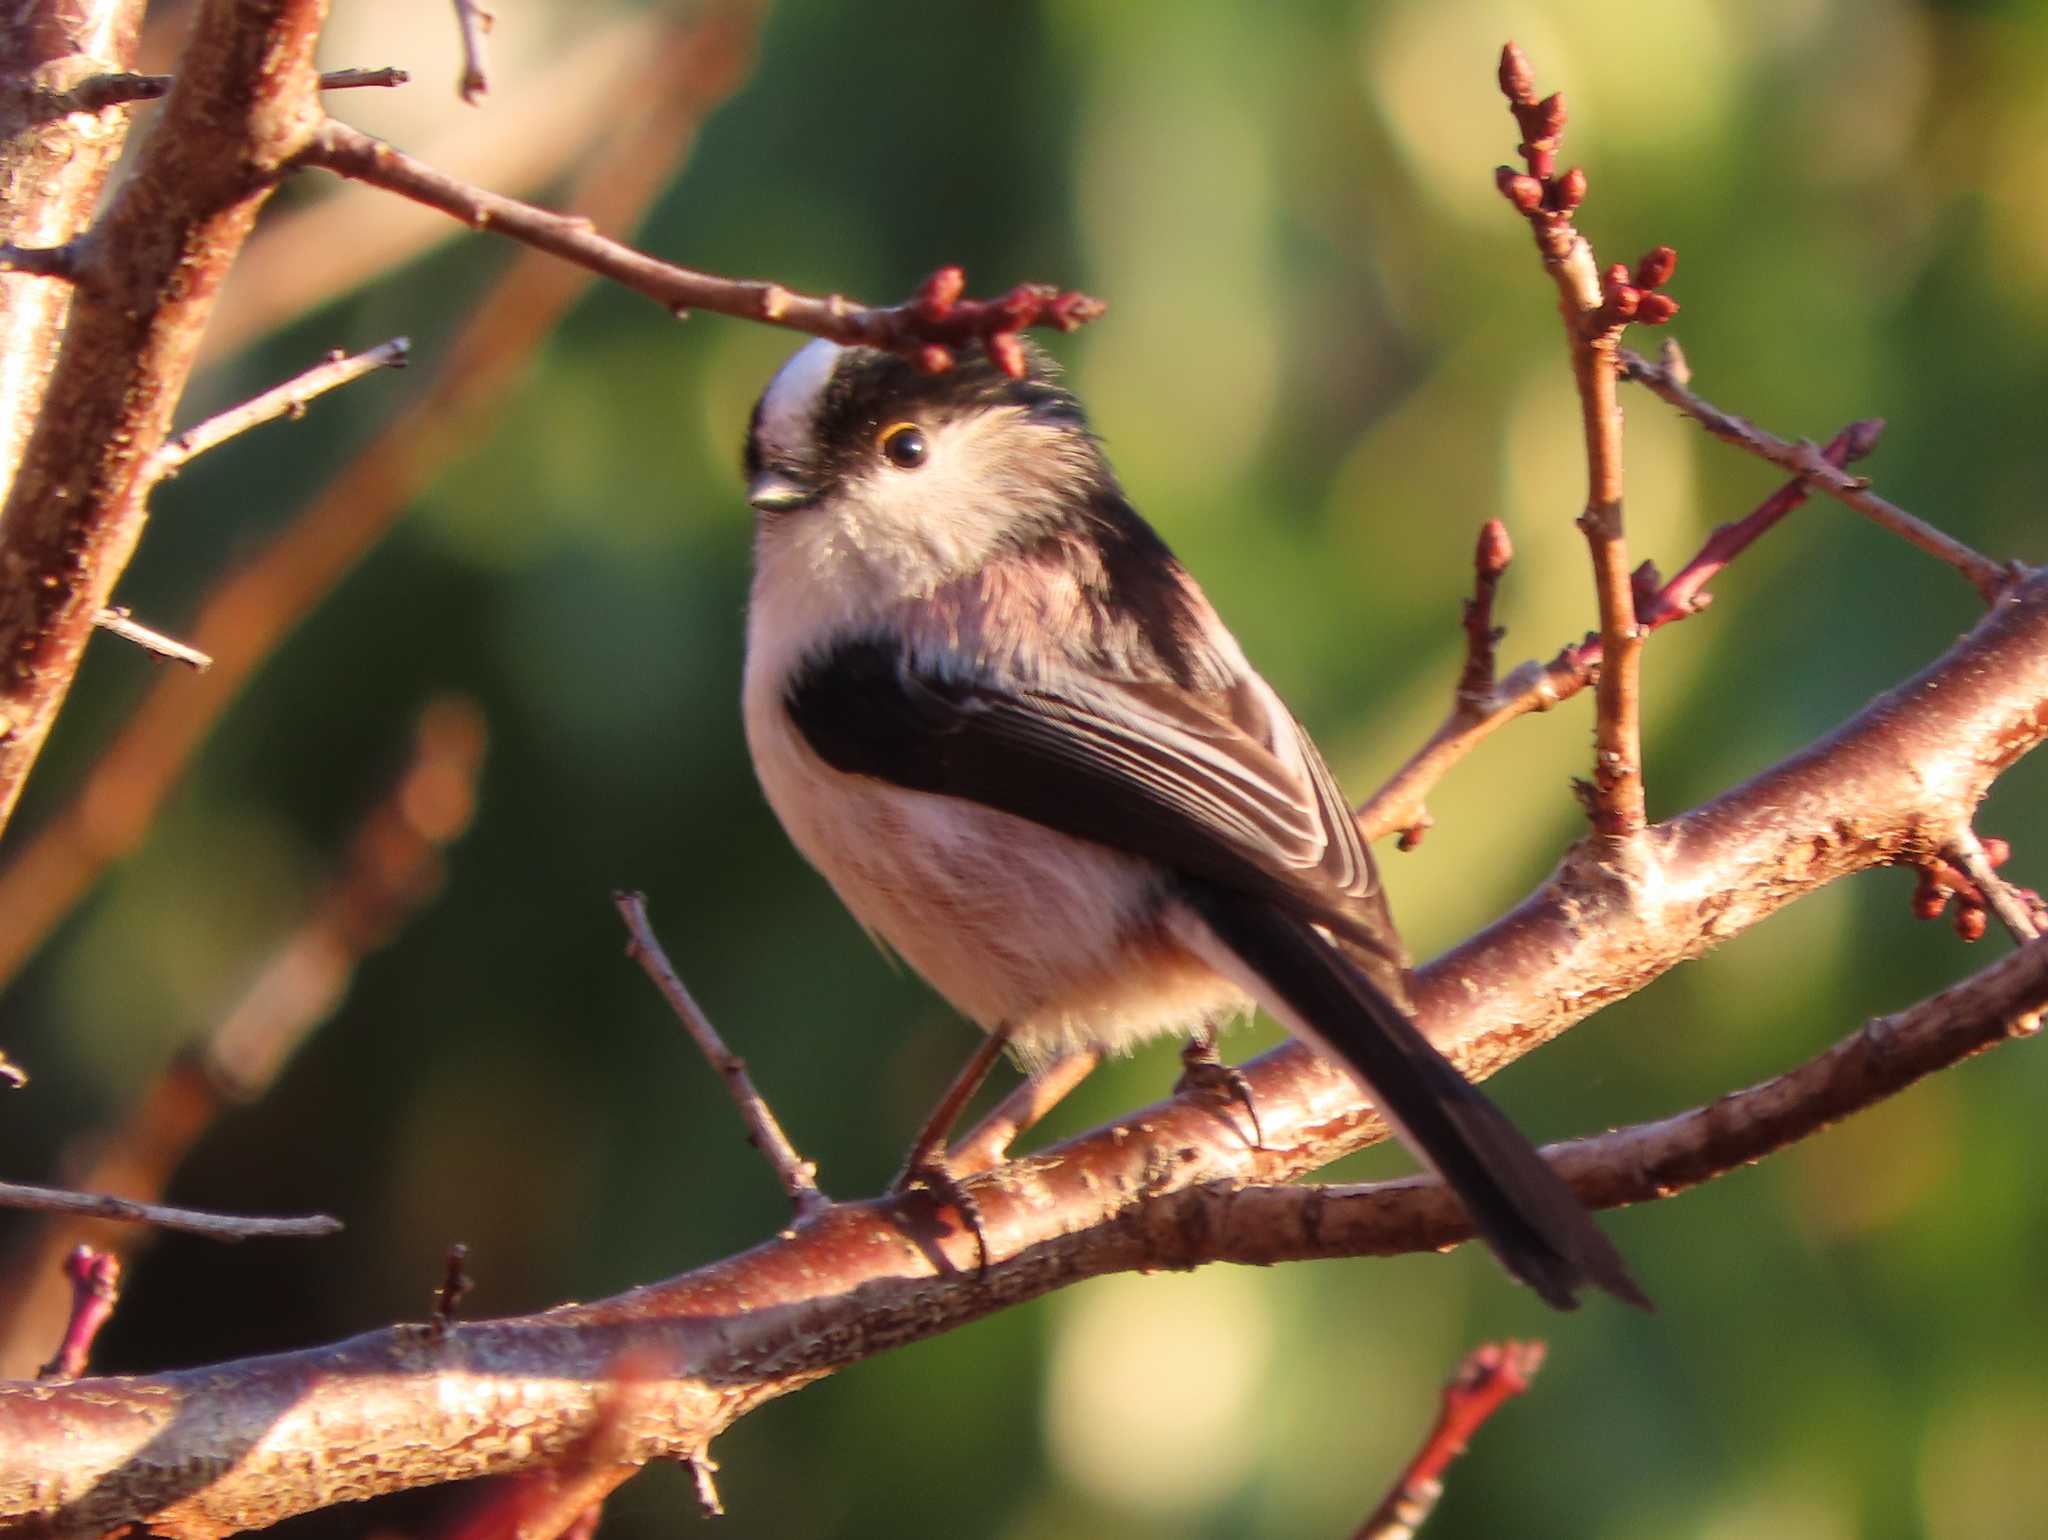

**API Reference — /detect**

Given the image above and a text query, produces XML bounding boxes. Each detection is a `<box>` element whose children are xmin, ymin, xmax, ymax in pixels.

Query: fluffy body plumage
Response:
<box><xmin>739</xmin><ymin>337</ymin><xmax>1646</xmax><ymax>1311</ymax></box>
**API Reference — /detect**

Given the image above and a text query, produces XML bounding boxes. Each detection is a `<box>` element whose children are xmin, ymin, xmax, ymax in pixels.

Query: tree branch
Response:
<box><xmin>1353</xmin><ymin>1341</ymin><xmax>1543</xmax><ymax>1540</ymax></box>
<box><xmin>296</xmin><ymin>120</ymin><xmax>1106</xmax><ymax>376</ymax></box>
<box><xmin>6</xmin><ymin>565</ymin><xmax>2046</xmax><ymax>1537</ymax></box>
<box><xmin>614</xmin><ymin>893</ymin><xmax>829</xmax><ymax>1221</ymax></box>
<box><xmin>0</xmin><ymin>1183</ymin><xmax>339</xmax><ymax>1241</ymax></box>
<box><xmin>0</xmin><ymin>8</ymin><xmax>751</xmax><ymax>992</ymax></box>
<box><xmin>148</xmin><ymin>336</ymin><xmax>409</xmax><ymax>479</ymax></box>
<box><xmin>0</xmin><ymin>0</ymin><xmax>328</xmax><ymax>841</ymax></box>
<box><xmin>1492</xmin><ymin>43</ymin><xmax>1680</xmax><ymax>841</ymax></box>
<box><xmin>1620</xmin><ymin>344</ymin><xmax>2020</xmax><ymax>601</ymax></box>
<box><xmin>1356</xmin><ymin>419</ymin><xmax>1878</xmax><ymax>844</ymax></box>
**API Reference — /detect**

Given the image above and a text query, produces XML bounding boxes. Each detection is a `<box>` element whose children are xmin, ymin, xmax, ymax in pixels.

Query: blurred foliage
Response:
<box><xmin>3</xmin><ymin>1</ymin><xmax>2047</xmax><ymax>1536</ymax></box>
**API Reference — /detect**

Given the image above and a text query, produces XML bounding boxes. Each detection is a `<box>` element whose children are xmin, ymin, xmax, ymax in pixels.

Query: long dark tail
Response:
<box><xmin>1180</xmin><ymin>881</ymin><xmax>1650</xmax><ymax>1312</ymax></box>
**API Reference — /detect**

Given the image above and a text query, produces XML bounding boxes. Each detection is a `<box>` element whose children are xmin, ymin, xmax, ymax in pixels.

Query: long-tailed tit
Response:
<box><xmin>739</xmin><ymin>337</ymin><xmax>1646</xmax><ymax>1311</ymax></box>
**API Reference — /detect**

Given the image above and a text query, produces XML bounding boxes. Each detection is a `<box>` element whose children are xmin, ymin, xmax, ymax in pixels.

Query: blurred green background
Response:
<box><xmin>5</xmin><ymin>0</ymin><xmax>2048</xmax><ymax>1535</ymax></box>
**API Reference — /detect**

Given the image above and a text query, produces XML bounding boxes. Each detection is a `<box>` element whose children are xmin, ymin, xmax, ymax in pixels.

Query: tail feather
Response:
<box><xmin>1178</xmin><ymin>880</ymin><xmax>1650</xmax><ymax>1312</ymax></box>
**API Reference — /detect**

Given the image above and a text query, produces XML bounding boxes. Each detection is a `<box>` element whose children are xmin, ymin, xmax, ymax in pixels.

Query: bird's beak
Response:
<box><xmin>747</xmin><ymin>469</ymin><xmax>818</xmax><ymax>513</ymax></box>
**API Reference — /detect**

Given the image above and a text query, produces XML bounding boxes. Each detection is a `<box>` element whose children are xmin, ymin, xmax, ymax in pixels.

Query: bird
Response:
<box><xmin>737</xmin><ymin>335</ymin><xmax>1647</xmax><ymax>1311</ymax></box>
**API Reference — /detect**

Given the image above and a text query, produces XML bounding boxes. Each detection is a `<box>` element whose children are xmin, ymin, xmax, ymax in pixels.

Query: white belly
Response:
<box><xmin>741</xmin><ymin>672</ymin><xmax>1247</xmax><ymax>1065</ymax></box>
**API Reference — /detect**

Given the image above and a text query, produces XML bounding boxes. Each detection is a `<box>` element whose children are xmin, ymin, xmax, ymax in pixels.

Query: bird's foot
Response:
<box><xmin>1176</xmin><ymin>1035</ymin><xmax>1265</xmax><ymax>1150</ymax></box>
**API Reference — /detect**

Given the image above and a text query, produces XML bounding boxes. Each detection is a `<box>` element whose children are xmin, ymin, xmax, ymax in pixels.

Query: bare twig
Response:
<box><xmin>1945</xmin><ymin>830</ymin><xmax>2043</xmax><ymax>943</ymax></box>
<box><xmin>298</xmin><ymin>121</ymin><xmax>1106</xmax><ymax>377</ymax></box>
<box><xmin>1353</xmin><ymin>1341</ymin><xmax>1544</xmax><ymax>1540</ymax></box>
<box><xmin>0</xmin><ymin>1182</ymin><xmax>340</xmax><ymax>1240</ymax></box>
<box><xmin>317</xmin><ymin>67</ymin><xmax>410</xmax><ymax>93</ymax></box>
<box><xmin>951</xmin><ymin>1048</ymin><xmax>1102</xmax><ymax>1174</ymax></box>
<box><xmin>1620</xmin><ymin>345</ymin><xmax>2018</xmax><ymax>602</ymax></box>
<box><xmin>36</xmin><ymin>1247</ymin><xmax>121</xmax><ymax>1382</ymax></box>
<box><xmin>92</xmin><ymin>607</ymin><xmax>213</xmax><ymax>670</ymax></box>
<box><xmin>614</xmin><ymin>892</ymin><xmax>830</xmax><ymax>1221</ymax></box>
<box><xmin>53</xmin><ymin>66</ymin><xmax>410</xmax><ymax>112</ymax></box>
<box><xmin>1358</xmin><ymin>417</ymin><xmax>1879</xmax><ymax>843</ymax></box>
<box><xmin>453</xmin><ymin>0</ymin><xmax>495</xmax><ymax>104</ymax></box>
<box><xmin>149</xmin><ymin>336</ymin><xmax>409</xmax><ymax>479</ymax></box>
<box><xmin>0</xmin><ymin>243</ymin><xmax>83</xmax><ymax>281</ymax></box>
<box><xmin>1493</xmin><ymin>44</ymin><xmax>1681</xmax><ymax>840</ymax></box>
<box><xmin>430</xmin><ymin>1244</ymin><xmax>472</xmax><ymax>1339</ymax></box>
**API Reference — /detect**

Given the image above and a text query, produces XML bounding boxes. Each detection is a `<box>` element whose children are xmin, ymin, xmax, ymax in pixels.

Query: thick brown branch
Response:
<box><xmin>0</xmin><ymin>9</ymin><xmax>752</xmax><ymax>992</ymax></box>
<box><xmin>1620</xmin><ymin>345</ymin><xmax>2018</xmax><ymax>601</ymax></box>
<box><xmin>0</xmin><ymin>0</ymin><xmax>328</xmax><ymax>840</ymax></box>
<box><xmin>7</xmin><ymin>568</ymin><xmax>2046</xmax><ymax>1538</ymax></box>
<box><xmin>1163</xmin><ymin>935</ymin><xmax>2048</xmax><ymax>1270</ymax></box>
<box><xmin>0</xmin><ymin>0</ymin><xmax>146</xmax><ymax>491</ymax></box>
<box><xmin>297</xmin><ymin>120</ymin><xmax>1106</xmax><ymax>374</ymax></box>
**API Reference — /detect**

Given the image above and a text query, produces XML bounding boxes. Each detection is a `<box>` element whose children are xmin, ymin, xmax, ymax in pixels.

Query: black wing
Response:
<box><xmin>783</xmin><ymin>631</ymin><xmax>1405</xmax><ymax>984</ymax></box>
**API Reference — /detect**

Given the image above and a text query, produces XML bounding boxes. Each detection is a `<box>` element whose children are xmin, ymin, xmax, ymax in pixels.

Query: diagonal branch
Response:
<box><xmin>296</xmin><ymin>120</ymin><xmax>1106</xmax><ymax>377</ymax></box>
<box><xmin>1620</xmin><ymin>344</ymin><xmax>2019</xmax><ymax>601</ymax></box>
<box><xmin>148</xmin><ymin>336</ymin><xmax>408</xmax><ymax>479</ymax></box>
<box><xmin>6</xmin><ymin>566</ymin><xmax>2046</xmax><ymax>1538</ymax></box>
<box><xmin>614</xmin><ymin>893</ymin><xmax>829</xmax><ymax>1221</ymax></box>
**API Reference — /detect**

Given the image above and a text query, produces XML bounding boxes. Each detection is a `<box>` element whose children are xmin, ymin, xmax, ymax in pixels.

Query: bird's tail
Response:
<box><xmin>1178</xmin><ymin>881</ymin><xmax>1650</xmax><ymax>1312</ymax></box>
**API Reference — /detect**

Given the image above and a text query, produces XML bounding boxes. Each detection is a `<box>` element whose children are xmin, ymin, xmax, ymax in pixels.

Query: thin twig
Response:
<box><xmin>53</xmin><ymin>67</ymin><xmax>411</xmax><ymax>112</ymax></box>
<box><xmin>36</xmin><ymin>1247</ymin><xmax>120</xmax><ymax>1382</ymax></box>
<box><xmin>317</xmin><ymin>67</ymin><xmax>410</xmax><ymax>92</ymax></box>
<box><xmin>149</xmin><ymin>337</ymin><xmax>410</xmax><ymax>479</ymax></box>
<box><xmin>0</xmin><ymin>1182</ymin><xmax>340</xmax><ymax>1240</ymax></box>
<box><xmin>1492</xmin><ymin>43</ymin><xmax>1679</xmax><ymax>840</ymax></box>
<box><xmin>1353</xmin><ymin>1341</ymin><xmax>1544</xmax><ymax>1540</ymax></box>
<box><xmin>453</xmin><ymin>0</ymin><xmax>495</xmax><ymax>104</ymax></box>
<box><xmin>1620</xmin><ymin>345</ymin><xmax>2018</xmax><ymax>602</ymax></box>
<box><xmin>1945</xmin><ymin>830</ymin><xmax>2043</xmax><ymax>943</ymax></box>
<box><xmin>951</xmin><ymin>1049</ymin><xmax>1103</xmax><ymax>1175</ymax></box>
<box><xmin>430</xmin><ymin>1243</ymin><xmax>472</xmax><ymax>1339</ymax></box>
<box><xmin>298</xmin><ymin>120</ymin><xmax>1106</xmax><ymax>376</ymax></box>
<box><xmin>0</xmin><ymin>243</ymin><xmax>82</xmax><ymax>282</ymax></box>
<box><xmin>613</xmin><ymin>892</ymin><xmax>831</xmax><ymax>1221</ymax></box>
<box><xmin>1358</xmin><ymin>418</ymin><xmax>1879</xmax><ymax>843</ymax></box>
<box><xmin>93</xmin><ymin>608</ymin><xmax>212</xmax><ymax>670</ymax></box>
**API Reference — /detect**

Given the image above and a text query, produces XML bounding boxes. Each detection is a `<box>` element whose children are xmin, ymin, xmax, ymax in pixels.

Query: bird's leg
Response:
<box><xmin>892</xmin><ymin>1024</ymin><xmax>1014</xmax><ymax>1272</ymax></box>
<box><xmin>1176</xmin><ymin>1028</ymin><xmax>1265</xmax><ymax>1150</ymax></box>
<box><xmin>951</xmin><ymin>1047</ymin><xmax>1104</xmax><ymax>1175</ymax></box>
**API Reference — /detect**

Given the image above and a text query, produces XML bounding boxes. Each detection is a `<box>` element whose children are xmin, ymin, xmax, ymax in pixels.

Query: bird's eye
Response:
<box><xmin>878</xmin><ymin>422</ymin><xmax>928</xmax><ymax>470</ymax></box>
